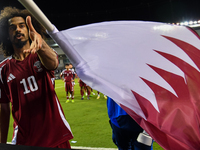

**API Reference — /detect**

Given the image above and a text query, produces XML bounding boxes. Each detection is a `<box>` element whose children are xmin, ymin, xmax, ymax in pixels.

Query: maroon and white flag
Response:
<box><xmin>48</xmin><ymin>21</ymin><xmax>200</xmax><ymax>149</ymax></box>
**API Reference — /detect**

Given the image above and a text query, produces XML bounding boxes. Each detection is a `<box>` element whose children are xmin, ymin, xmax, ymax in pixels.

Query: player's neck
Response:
<box><xmin>13</xmin><ymin>42</ymin><xmax>31</xmax><ymax>61</ymax></box>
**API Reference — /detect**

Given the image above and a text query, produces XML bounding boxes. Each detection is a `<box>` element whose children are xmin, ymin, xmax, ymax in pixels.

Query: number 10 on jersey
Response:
<box><xmin>20</xmin><ymin>76</ymin><xmax>38</xmax><ymax>94</ymax></box>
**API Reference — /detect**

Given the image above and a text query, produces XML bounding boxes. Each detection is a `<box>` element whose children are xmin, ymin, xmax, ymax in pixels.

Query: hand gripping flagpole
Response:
<box><xmin>18</xmin><ymin>0</ymin><xmax>84</xmax><ymax>67</ymax></box>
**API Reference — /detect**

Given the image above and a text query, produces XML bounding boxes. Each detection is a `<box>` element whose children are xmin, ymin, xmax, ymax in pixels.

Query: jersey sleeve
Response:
<box><xmin>60</xmin><ymin>70</ymin><xmax>64</xmax><ymax>76</ymax></box>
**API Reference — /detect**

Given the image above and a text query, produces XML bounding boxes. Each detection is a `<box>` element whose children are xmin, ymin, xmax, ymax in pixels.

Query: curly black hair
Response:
<box><xmin>0</xmin><ymin>7</ymin><xmax>47</xmax><ymax>57</ymax></box>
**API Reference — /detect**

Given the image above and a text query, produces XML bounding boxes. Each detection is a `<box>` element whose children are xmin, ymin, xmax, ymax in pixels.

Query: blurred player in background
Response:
<box><xmin>60</xmin><ymin>63</ymin><xmax>74</xmax><ymax>103</ymax></box>
<box><xmin>78</xmin><ymin>78</ymin><xmax>91</xmax><ymax>100</ymax></box>
<box><xmin>69</xmin><ymin>63</ymin><xmax>77</xmax><ymax>98</ymax></box>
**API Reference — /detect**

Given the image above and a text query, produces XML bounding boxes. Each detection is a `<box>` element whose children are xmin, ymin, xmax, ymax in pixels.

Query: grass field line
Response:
<box><xmin>71</xmin><ymin>146</ymin><xmax>117</xmax><ymax>150</ymax></box>
<box><xmin>55</xmin><ymin>86</ymin><xmax>64</xmax><ymax>89</ymax></box>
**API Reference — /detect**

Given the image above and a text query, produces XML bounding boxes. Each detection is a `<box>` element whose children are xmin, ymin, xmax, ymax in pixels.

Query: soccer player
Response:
<box><xmin>79</xmin><ymin>79</ymin><xmax>86</xmax><ymax>100</ymax></box>
<box><xmin>60</xmin><ymin>64</ymin><xmax>74</xmax><ymax>103</ymax></box>
<box><xmin>78</xmin><ymin>78</ymin><xmax>91</xmax><ymax>100</ymax></box>
<box><xmin>69</xmin><ymin>63</ymin><xmax>77</xmax><ymax>98</ymax></box>
<box><xmin>0</xmin><ymin>7</ymin><xmax>73</xmax><ymax>148</ymax></box>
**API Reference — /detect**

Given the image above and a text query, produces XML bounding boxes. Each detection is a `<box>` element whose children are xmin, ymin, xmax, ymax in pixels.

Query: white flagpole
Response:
<box><xmin>18</xmin><ymin>0</ymin><xmax>55</xmax><ymax>32</ymax></box>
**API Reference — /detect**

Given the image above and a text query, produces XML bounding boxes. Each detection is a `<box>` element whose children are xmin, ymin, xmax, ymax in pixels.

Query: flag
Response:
<box><xmin>48</xmin><ymin>21</ymin><xmax>200</xmax><ymax>149</ymax></box>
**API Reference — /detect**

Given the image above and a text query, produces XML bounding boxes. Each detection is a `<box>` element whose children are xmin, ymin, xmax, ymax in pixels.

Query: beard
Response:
<box><xmin>14</xmin><ymin>39</ymin><xmax>28</xmax><ymax>49</ymax></box>
<box><xmin>12</xmin><ymin>32</ymin><xmax>29</xmax><ymax>49</ymax></box>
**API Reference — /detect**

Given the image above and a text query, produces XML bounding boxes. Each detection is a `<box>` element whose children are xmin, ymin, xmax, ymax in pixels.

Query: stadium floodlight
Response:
<box><xmin>189</xmin><ymin>21</ymin><xmax>193</xmax><ymax>25</ymax></box>
<box><xmin>186</xmin><ymin>20</ymin><xmax>200</xmax><ymax>27</ymax></box>
<box><xmin>172</xmin><ymin>20</ymin><xmax>200</xmax><ymax>27</ymax></box>
<box><xmin>184</xmin><ymin>22</ymin><xmax>189</xmax><ymax>25</ymax></box>
<box><xmin>193</xmin><ymin>21</ymin><xmax>198</xmax><ymax>24</ymax></box>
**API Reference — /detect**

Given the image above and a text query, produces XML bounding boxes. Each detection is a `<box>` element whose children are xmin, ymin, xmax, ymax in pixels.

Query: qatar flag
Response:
<box><xmin>47</xmin><ymin>21</ymin><xmax>200</xmax><ymax>149</ymax></box>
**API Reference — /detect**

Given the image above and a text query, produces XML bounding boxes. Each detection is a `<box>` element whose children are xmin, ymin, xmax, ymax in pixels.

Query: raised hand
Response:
<box><xmin>23</xmin><ymin>16</ymin><xmax>43</xmax><ymax>54</ymax></box>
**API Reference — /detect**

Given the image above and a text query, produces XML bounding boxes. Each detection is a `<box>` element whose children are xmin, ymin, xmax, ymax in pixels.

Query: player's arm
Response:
<box><xmin>74</xmin><ymin>73</ymin><xmax>78</xmax><ymax>79</ymax></box>
<box><xmin>37</xmin><ymin>39</ymin><xmax>58</xmax><ymax>70</ymax></box>
<box><xmin>60</xmin><ymin>73</ymin><xmax>64</xmax><ymax>81</ymax></box>
<box><xmin>77</xmin><ymin>76</ymin><xmax>80</xmax><ymax>83</ymax></box>
<box><xmin>24</xmin><ymin>16</ymin><xmax>58</xmax><ymax>70</ymax></box>
<box><xmin>0</xmin><ymin>103</ymin><xmax>10</xmax><ymax>143</ymax></box>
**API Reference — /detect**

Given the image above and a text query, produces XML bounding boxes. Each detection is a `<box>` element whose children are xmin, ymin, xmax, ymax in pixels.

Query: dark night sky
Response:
<box><xmin>0</xmin><ymin>0</ymin><xmax>200</xmax><ymax>30</ymax></box>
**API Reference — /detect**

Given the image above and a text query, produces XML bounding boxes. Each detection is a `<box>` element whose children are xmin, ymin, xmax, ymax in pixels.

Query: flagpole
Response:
<box><xmin>18</xmin><ymin>0</ymin><xmax>55</xmax><ymax>32</ymax></box>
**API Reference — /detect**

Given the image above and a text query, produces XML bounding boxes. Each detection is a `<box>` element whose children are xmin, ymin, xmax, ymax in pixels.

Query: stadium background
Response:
<box><xmin>0</xmin><ymin>0</ymin><xmax>200</xmax><ymax>149</ymax></box>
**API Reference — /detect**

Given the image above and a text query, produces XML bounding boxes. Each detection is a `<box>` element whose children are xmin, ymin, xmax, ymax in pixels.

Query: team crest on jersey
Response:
<box><xmin>34</xmin><ymin>61</ymin><xmax>43</xmax><ymax>72</ymax></box>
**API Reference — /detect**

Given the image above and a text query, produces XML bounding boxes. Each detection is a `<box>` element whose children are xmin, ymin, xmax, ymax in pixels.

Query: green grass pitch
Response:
<box><xmin>7</xmin><ymin>79</ymin><xmax>163</xmax><ymax>149</ymax></box>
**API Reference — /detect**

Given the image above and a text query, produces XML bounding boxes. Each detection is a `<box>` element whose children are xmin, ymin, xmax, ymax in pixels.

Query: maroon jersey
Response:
<box><xmin>61</xmin><ymin>70</ymin><xmax>73</xmax><ymax>82</ymax></box>
<box><xmin>0</xmin><ymin>54</ymin><xmax>73</xmax><ymax>147</ymax></box>
<box><xmin>79</xmin><ymin>79</ymin><xmax>86</xmax><ymax>87</ymax></box>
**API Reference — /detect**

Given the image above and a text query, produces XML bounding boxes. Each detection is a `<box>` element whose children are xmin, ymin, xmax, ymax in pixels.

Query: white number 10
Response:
<box><xmin>20</xmin><ymin>76</ymin><xmax>38</xmax><ymax>94</ymax></box>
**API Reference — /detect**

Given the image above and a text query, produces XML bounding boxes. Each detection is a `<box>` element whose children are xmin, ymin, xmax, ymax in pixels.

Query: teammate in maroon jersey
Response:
<box><xmin>78</xmin><ymin>78</ymin><xmax>91</xmax><ymax>100</ymax></box>
<box><xmin>0</xmin><ymin>7</ymin><xmax>73</xmax><ymax>148</ymax></box>
<box><xmin>60</xmin><ymin>64</ymin><xmax>74</xmax><ymax>103</ymax></box>
<box><xmin>69</xmin><ymin>63</ymin><xmax>77</xmax><ymax>99</ymax></box>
